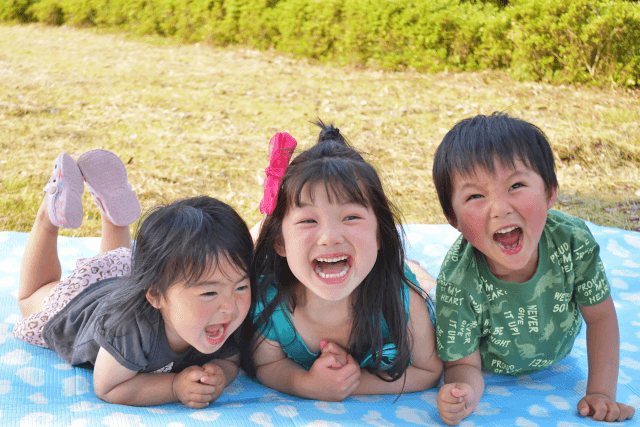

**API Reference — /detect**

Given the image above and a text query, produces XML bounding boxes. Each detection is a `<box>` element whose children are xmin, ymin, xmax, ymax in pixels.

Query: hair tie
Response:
<box><xmin>259</xmin><ymin>132</ymin><xmax>297</xmax><ymax>215</ymax></box>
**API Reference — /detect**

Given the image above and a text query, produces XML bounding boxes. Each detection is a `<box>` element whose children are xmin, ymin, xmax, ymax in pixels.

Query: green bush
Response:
<box><xmin>508</xmin><ymin>0</ymin><xmax>640</xmax><ymax>85</ymax></box>
<box><xmin>0</xmin><ymin>0</ymin><xmax>38</xmax><ymax>22</ymax></box>
<box><xmin>4</xmin><ymin>0</ymin><xmax>637</xmax><ymax>87</ymax></box>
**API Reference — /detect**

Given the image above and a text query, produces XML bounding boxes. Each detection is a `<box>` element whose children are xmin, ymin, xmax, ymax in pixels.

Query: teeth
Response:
<box><xmin>206</xmin><ymin>325</ymin><xmax>224</xmax><ymax>338</ymax></box>
<box><xmin>315</xmin><ymin>264</ymin><xmax>349</xmax><ymax>279</ymax></box>
<box><xmin>316</xmin><ymin>255</ymin><xmax>348</xmax><ymax>263</ymax></box>
<box><xmin>496</xmin><ymin>226</ymin><xmax>518</xmax><ymax>234</ymax></box>
<box><xmin>495</xmin><ymin>241</ymin><xmax>519</xmax><ymax>250</ymax></box>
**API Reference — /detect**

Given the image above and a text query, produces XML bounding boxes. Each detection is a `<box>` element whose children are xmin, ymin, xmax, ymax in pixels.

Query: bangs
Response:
<box><xmin>163</xmin><ymin>251</ymin><xmax>246</xmax><ymax>289</ymax></box>
<box><xmin>450</xmin><ymin>123</ymin><xmax>536</xmax><ymax>179</ymax></box>
<box><xmin>288</xmin><ymin>160</ymin><xmax>372</xmax><ymax>209</ymax></box>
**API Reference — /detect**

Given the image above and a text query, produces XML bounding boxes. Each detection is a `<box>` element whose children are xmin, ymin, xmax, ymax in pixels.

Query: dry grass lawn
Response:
<box><xmin>1</xmin><ymin>24</ymin><xmax>639</xmax><ymax>236</ymax></box>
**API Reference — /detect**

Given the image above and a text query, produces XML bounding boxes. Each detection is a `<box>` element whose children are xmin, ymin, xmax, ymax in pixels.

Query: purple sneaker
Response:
<box><xmin>44</xmin><ymin>153</ymin><xmax>84</xmax><ymax>229</ymax></box>
<box><xmin>77</xmin><ymin>149</ymin><xmax>140</xmax><ymax>226</ymax></box>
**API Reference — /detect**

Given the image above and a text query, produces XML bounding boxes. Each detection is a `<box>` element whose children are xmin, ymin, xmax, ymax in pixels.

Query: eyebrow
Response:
<box><xmin>457</xmin><ymin>168</ymin><xmax>528</xmax><ymax>191</ymax></box>
<box><xmin>194</xmin><ymin>274</ymin><xmax>249</xmax><ymax>287</ymax></box>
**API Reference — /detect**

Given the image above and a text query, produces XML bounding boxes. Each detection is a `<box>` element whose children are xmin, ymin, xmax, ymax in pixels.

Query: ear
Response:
<box><xmin>145</xmin><ymin>289</ymin><xmax>164</xmax><ymax>309</ymax></box>
<box><xmin>547</xmin><ymin>185</ymin><xmax>558</xmax><ymax>209</ymax></box>
<box><xmin>446</xmin><ymin>214</ymin><xmax>459</xmax><ymax>231</ymax></box>
<box><xmin>274</xmin><ymin>237</ymin><xmax>286</xmax><ymax>257</ymax></box>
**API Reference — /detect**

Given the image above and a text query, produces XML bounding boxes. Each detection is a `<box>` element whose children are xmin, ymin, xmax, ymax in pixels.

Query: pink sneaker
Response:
<box><xmin>77</xmin><ymin>149</ymin><xmax>141</xmax><ymax>226</ymax></box>
<box><xmin>44</xmin><ymin>153</ymin><xmax>84</xmax><ymax>229</ymax></box>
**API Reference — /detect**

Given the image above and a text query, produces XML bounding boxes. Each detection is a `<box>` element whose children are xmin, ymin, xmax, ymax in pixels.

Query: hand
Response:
<box><xmin>305</xmin><ymin>341</ymin><xmax>360</xmax><ymax>401</ymax></box>
<box><xmin>578</xmin><ymin>393</ymin><xmax>635</xmax><ymax>422</ymax></box>
<box><xmin>172</xmin><ymin>365</ymin><xmax>221</xmax><ymax>409</ymax></box>
<box><xmin>201</xmin><ymin>362</ymin><xmax>227</xmax><ymax>403</ymax></box>
<box><xmin>319</xmin><ymin>340</ymin><xmax>348</xmax><ymax>369</ymax></box>
<box><xmin>437</xmin><ymin>382</ymin><xmax>475</xmax><ymax>426</ymax></box>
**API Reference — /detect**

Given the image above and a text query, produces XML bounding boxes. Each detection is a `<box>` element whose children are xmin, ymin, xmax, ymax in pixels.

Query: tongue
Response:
<box><xmin>494</xmin><ymin>229</ymin><xmax>520</xmax><ymax>246</ymax></box>
<box><xmin>317</xmin><ymin>260</ymin><xmax>348</xmax><ymax>275</ymax></box>
<box><xmin>206</xmin><ymin>325</ymin><xmax>223</xmax><ymax>338</ymax></box>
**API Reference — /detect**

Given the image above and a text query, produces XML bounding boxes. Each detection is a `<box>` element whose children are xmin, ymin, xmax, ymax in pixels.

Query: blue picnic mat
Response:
<box><xmin>0</xmin><ymin>223</ymin><xmax>638</xmax><ymax>426</ymax></box>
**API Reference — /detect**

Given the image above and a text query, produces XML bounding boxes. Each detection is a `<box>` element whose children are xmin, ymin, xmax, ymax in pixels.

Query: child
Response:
<box><xmin>432</xmin><ymin>112</ymin><xmax>635</xmax><ymax>424</ymax></box>
<box><xmin>13</xmin><ymin>150</ymin><xmax>254</xmax><ymax>408</ymax></box>
<box><xmin>249</xmin><ymin>122</ymin><xmax>442</xmax><ymax>401</ymax></box>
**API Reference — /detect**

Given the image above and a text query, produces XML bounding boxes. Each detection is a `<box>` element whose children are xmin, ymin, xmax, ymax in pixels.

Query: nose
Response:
<box><xmin>317</xmin><ymin>221</ymin><xmax>344</xmax><ymax>246</ymax></box>
<box><xmin>489</xmin><ymin>194</ymin><xmax>513</xmax><ymax>219</ymax></box>
<box><xmin>218</xmin><ymin>293</ymin><xmax>236</xmax><ymax>315</ymax></box>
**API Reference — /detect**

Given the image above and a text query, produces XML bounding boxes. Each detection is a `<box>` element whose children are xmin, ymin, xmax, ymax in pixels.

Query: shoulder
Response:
<box><xmin>544</xmin><ymin>210</ymin><xmax>600</xmax><ymax>252</ymax></box>
<box><xmin>437</xmin><ymin>235</ymin><xmax>480</xmax><ymax>293</ymax></box>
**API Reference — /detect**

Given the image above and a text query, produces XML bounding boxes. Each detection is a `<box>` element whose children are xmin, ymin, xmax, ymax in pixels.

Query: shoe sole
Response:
<box><xmin>47</xmin><ymin>153</ymin><xmax>84</xmax><ymax>229</ymax></box>
<box><xmin>77</xmin><ymin>150</ymin><xmax>140</xmax><ymax>226</ymax></box>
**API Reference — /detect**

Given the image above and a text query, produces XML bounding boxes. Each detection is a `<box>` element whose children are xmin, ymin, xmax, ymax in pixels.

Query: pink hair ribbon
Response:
<box><xmin>259</xmin><ymin>132</ymin><xmax>297</xmax><ymax>215</ymax></box>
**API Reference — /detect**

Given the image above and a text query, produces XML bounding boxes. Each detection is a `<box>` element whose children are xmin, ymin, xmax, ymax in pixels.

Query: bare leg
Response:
<box><xmin>17</xmin><ymin>199</ymin><xmax>62</xmax><ymax>317</ymax></box>
<box><xmin>99</xmin><ymin>215</ymin><xmax>132</xmax><ymax>254</ymax></box>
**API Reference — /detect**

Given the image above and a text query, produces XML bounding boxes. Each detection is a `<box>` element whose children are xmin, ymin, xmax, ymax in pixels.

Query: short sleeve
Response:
<box><xmin>570</xmin><ymin>224</ymin><xmax>611</xmax><ymax>307</ymax></box>
<box><xmin>436</xmin><ymin>280</ymin><xmax>483</xmax><ymax>361</ymax></box>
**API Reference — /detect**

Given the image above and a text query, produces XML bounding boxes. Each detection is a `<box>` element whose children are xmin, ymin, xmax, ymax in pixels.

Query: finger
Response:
<box><xmin>321</xmin><ymin>354</ymin><xmax>344</xmax><ymax>369</ymax></box>
<box><xmin>619</xmin><ymin>404</ymin><xmax>635</xmax><ymax>421</ymax></box>
<box><xmin>202</xmin><ymin>363</ymin><xmax>220</xmax><ymax>376</ymax></box>
<box><xmin>577</xmin><ymin>399</ymin><xmax>590</xmax><ymax>416</ymax></box>
<box><xmin>188</xmin><ymin>368</ymin><xmax>206</xmax><ymax>382</ymax></box>
<box><xmin>189</xmin><ymin>392</ymin><xmax>217</xmax><ymax>403</ymax></box>
<box><xmin>450</xmin><ymin>386</ymin><xmax>470</xmax><ymax>400</ymax></box>
<box><xmin>441</xmin><ymin>389</ymin><xmax>465</xmax><ymax>404</ymax></box>
<box><xmin>186</xmin><ymin>399</ymin><xmax>209</xmax><ymax>409</ymax></box>
<box><xmin>591</xmin><ymin>401</ymin><xmax>608</xmax><ymax>421</ymax></box>
<box><xmin>440</xmin><ymin>401</ymin><xmax>467</xmax><ymax>416</ymax></box>
<box><xmin>187</xmin><ymin>383</ymin><xmax>217</xmax><ymax>396</ymax></box>
<box><xmin>199</xmin><ymin>373</ymin><xmax>224</xmax><ymax>386</ymax></box>
<box><xmin>604</xmin><ymin>403</ymin><xmax>620</xmax><ymax>423</ymax></box>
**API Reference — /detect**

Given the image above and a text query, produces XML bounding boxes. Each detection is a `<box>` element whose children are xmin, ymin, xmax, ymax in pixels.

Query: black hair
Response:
<box><xmin>432</xmin><ymin>112</ymin><xmax>558</xmax><ymax>223</ymax></box>
<box><xmin>249</xmin><ymin>120</ymin><xmax>416</xmax><ymax>382</ymax></box>
<box><xmin>95</xmin><ymin>196</ymin><xmax>254</xmax><ymax>355</ymax></box>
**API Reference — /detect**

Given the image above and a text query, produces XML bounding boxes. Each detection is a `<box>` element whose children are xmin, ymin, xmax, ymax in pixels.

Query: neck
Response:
<box><xmin>294</xmin><ymin>283</ymin><xmax>353</xmax><ymax>325</ymax></box>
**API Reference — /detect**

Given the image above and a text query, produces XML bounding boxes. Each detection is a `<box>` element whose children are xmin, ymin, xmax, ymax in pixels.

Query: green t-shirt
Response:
<box><xmin>435</xmin><ymin>210</ymin><xmax>610</xmax><ymax>375</ymax></box>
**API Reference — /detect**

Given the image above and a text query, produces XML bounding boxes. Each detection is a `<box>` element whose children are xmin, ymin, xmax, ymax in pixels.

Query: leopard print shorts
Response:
<box><xmin>12</xmin><ymin>247</ymin><xmax>132</xmax><ymax>347</ymax></box>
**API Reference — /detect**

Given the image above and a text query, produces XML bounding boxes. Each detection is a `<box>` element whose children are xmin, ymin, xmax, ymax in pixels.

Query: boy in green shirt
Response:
<box><xmin>432</xmin><ymin>112</ymin><xmax>635</xmax><ymax>425</ymax></box>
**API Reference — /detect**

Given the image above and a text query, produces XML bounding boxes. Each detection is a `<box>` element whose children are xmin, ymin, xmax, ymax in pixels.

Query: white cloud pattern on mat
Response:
<box><xmin>607</xmin><ymin>239</ymin><xmax>630</xmax><ymax>257</ymax></box>
<box><xmin>545</xmin><ymin>395</ymin><xmax>571</xmax><ymax>410</ymax></box>
<box><xmin>16</xmin><ymin>367</ymin><xmax>44</xmax><ymax>386</ymax></box>
<box><xmin>1</xmin><ymin>349</ymin><xmax>32</xmax><ymax>365</ymax></box>
<box><xmin>314</xmin><ymin>402</ymin><xmax>346</xmax><ymax>414</ymax></box>
<box><xmin>62</xmin><ymin>376</ymin><xmax>90</xmax><ymax>396</ymax></box>
<box><xmin>248</xmin><ymin>412</ymin><xmax>272</xmax><ymax>427</ymax></box>
<box><xmin>395</xmin><ymin>406</ymin><xmax>437</xmax><ymax>425</ymax></box>
<box><xmin>361</xmin><ymin>411</ymin><xmax>393</xmax><ymax>427</ymax></box>
<box><xmin>190</xmin><ymin>410</ymin><xmax>221</xmax><ymax>422</ymax></box>
<box><xmin>274</xmin><ymin>405</ymin><xmax>298</xmax><ymax>418</ymax></box>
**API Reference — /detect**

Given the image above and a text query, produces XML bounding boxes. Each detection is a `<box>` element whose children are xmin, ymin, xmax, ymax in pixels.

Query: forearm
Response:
<box><xmin>354</xmin><ymin>365</ymin><xmax>442</xmax><ymax>395</ymax></box>
<box><xmin>215</xmin><ymin>358</ymin><xmax>240</xmax><ymax>387</ymax></box>
<box><xmin>97</xmin><ymin>373</ymin><xmax>178</xmax><ymax>406</ymax></box>
<box><xmin>256</xmin><ymin>360</ymin><xmax>314</xmax><ymax>399</ymax></box>
<box><xmin>443</xmin><ymin>363</ymin><xmax>485</xmax><ymax>415</ymax></box>
<box><xmin>585</xmin><ymin>314</ymin><xmax>619</xmax><ymax>398</ymax></box>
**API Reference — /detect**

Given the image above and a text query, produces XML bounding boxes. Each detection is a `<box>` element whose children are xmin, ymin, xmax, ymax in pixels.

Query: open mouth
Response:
<box><xmin>313</xmin><ymin>255</ymin><xmax>351</xmax><ymax>279</ymax></box>
<box><xmin>493</xmin><ymin>226</ymin><xmax>523</xmax><ymax>251</ymax></box>
<box><xmin>205</xmin><ymin>323</ymin><xmax>228</xmax><ymax>345</ymax></box>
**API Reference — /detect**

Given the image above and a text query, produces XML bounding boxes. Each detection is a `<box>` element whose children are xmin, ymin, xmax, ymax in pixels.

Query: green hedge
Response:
<box><xmin>1</xmin><ymin>0</ymin><xmax>638</xmax><ymax>86</ymax></box>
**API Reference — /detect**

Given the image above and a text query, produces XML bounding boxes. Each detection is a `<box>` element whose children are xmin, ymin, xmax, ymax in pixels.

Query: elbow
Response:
<box><xmin>94</xmin><ymin>385</ymin><xmax>125</xmax><ymax>405</ymax></box>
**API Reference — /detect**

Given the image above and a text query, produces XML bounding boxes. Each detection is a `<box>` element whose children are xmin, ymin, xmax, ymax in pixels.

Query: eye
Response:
<box><xmin>236</xmin><ymin>284</ymin><xmax>250</xmax><ymax>292</ymax></box>
<box><xmin>511</xmin><ymin>182</ymin><xmax>525</xmax><ymax>190</ymax></box>
<box><xmin>344</xmin><ymin>214</ymin><xmax>361</xmax><ymax>221</ymax></box>
<box><xmin>298</xmin><ymin>218</ymin><xmax>316</xmax><ymax>225</ymax></box>
<box><xmin>466</xmin><ymin>194</ymin><xmax>482</xmax><ymax>201</ymax></box>
<box><xmin>201</xmin><ymin>291</ymin><xmax>217</xmax><ymax>298</ymax></box>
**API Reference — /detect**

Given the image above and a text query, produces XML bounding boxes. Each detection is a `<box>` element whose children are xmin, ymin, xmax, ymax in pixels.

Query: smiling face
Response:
<box><xmin>276</xmin><ymin>183</ymin><xmax>380</xmax><ymax>302</ymax></box>
<box><xmin>449</xmin><ymin>158</ymin><xmax>557</xmax><ymax>283</ymax></box>
<box><xmin>147</xmin><ymin>259</ymin><xmax>251</xmax><ymax>354</ymax></box>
